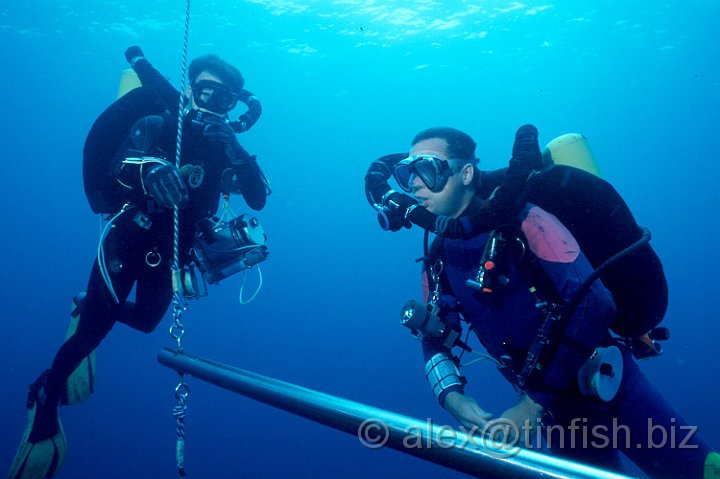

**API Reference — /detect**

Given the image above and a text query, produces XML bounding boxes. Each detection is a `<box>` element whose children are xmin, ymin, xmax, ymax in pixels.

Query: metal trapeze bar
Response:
<box><xmin>157</xmin><ymin>348</ymin><xmax>635</xmax><ymax>479</ymax></box>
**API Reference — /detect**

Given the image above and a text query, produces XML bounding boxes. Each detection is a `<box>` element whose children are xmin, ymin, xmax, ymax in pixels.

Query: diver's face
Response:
<box><xmin>409</xmin><ymin>138</ymin><xmax>474</xmax><ymax>217</ymax></box>
<box><xmin>187</xmin><ymin>71</ymin><xmax>227</xmax><ymax>114</ymax></box>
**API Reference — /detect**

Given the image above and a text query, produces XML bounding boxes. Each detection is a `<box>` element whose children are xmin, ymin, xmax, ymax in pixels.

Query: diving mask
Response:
<box><xmin>393</xmin><ymin>154</ymin><xmax>455</xmax><ymax>193</ymax></box>
<box><xmin>192</xmin><ymin>79</ymin><xmax>239</xmax><ymax>115</ymax></box>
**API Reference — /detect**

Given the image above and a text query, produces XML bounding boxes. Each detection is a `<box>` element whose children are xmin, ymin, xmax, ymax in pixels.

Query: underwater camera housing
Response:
<box><xmin>192</xmin><ymin>214</ymin><xmax>268</xmax><ymax>285</ymax></box>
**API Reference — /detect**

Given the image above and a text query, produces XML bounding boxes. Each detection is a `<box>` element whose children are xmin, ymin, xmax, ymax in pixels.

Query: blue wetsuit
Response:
<box><xmin>422</xmin><ymin>199</ymin><xmax>714</xmax><ymax>478</ymax></box>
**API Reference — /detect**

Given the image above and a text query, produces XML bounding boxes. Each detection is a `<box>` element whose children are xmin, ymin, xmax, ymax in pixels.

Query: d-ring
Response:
<box><xmin>146</xmin><ymin>250</ymin><xmax>162</xmax><ymax>267</ymax></box>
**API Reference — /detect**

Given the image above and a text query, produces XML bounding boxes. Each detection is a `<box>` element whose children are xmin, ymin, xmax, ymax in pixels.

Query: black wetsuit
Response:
<box><xmin>41</xmin><ymin>102</ymin><xmax>268</xmax><ymax>415</ymax></box>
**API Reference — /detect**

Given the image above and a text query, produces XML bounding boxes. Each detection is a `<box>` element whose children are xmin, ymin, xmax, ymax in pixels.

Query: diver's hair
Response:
<box><xmin>411</xmin><ymin>127</ymin><xmax>479</xmax><ymax>164</ymax></box>
<box><xmin>189</xmin><ymin>54</ymin><xmax>245</xmax><ymax>94</ymax></box>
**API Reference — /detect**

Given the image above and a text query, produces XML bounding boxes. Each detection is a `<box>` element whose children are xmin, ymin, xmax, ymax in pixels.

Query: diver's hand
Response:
<box><xmin>144</xmin><ymin>164</ymin><xmax>188</xmax><ymax>209</ymax></box>
<box><xmin>365</xmin><ymin>152</ymin><xmax>407</xmax><ymax>207</ymax></box>
<box><xmin>231</xmin><ymin>113</ymin><xmax>253</xmax><ymax>133</ymax></box>
<box><xmin>510</xmin><ymin>124</ymin><xmax>543</xmax><ymax>171</ymax></box>
<box><xmin>377</xmin><ymin>191</ymin><xmax>418</xmax><ymax>232</ymax></box>
<box><xmin>443</xmin><ymin>391</ymin><xmax>493</xmax><ymax>431</ymax></box>
<box><xmin>125</xmin><ymin>46</ymin><xmax>145</xmax><ymax>66</ymax></box>
<box><xmin>200</xmin><ymin>114</ymin><xmax>236</xmax><ymax>143</ymax></box>
<box><xmin>497</xmin><ymin>395</ymin><xmax>544</xmax><ymax>444</ymax></box>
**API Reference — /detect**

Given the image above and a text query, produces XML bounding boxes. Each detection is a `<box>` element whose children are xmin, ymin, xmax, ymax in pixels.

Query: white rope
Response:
<box><xmin>169</xmin><ymin>1</ymin><xmax>192</xmax><ymax>477</ymax></box>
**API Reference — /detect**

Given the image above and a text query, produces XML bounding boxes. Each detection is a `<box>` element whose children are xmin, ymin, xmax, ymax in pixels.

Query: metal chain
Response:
<box><xmin>429</xmin><ymin>258</ymin><xmax>443</xmax><ymax>306</ymax></box>
<box><xmin>173</xmin><ymin>380</ymin><xmax>191</xmax><ymax>477</ymax></box>
<box><xmin>168</xmin><ymin>0</ymin><xmax>192</xmax><ymax>476</ymax></box>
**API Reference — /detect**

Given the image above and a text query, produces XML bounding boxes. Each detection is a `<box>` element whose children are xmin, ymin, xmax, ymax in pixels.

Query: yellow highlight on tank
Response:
<box><xmin>544</xmin><ymin>133</ymin><xmax>602</xmax><ymax>178</ymax></box>
<box><xmin>117</xmin><ymin>69</ymin><xmax>141</xmax><ymax>99</ymax></box>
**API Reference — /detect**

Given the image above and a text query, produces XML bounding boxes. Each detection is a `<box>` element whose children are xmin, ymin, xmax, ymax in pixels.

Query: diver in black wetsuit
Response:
<box><xmin>9</xmin><ymin>48</ymin><xmax>270</xmax><ymax>479</ymax></box>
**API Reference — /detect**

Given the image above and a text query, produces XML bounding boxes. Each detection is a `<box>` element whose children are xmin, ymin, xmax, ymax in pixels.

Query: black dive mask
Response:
<box><xmin>393</xmin><ymin>154</ymin><xmax>454</xmax><ymax>193</ymax></box>
<box><xmin>192</xmin><ymin>80</ymin><xmax>238</xmax><ymax>115</ymax></box>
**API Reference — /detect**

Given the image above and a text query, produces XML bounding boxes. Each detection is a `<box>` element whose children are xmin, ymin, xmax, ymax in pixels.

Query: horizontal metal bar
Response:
<box><xmin>158</xmin><ymin>348</ymin><xmax>635</xmax><ymax>479</ymax></box>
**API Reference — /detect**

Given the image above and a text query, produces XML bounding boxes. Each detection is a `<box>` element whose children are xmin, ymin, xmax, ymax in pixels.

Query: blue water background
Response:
<box><xmin>1</xmin><ymin>1</ymin><xmax>718</xmax><ymax>477</ymax></box>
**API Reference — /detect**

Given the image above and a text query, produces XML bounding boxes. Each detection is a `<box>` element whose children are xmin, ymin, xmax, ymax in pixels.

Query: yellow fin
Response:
<box><xmin>8</xmin><ymin>404</ymin><xmax>66</xmax><ymax>479</ymax></box>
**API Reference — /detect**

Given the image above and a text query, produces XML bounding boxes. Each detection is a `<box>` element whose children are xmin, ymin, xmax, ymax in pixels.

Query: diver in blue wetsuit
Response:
<box><xmin>8</xmin><ymin>48</ymin><xmax>270</xmax><ymax>479</ymax></box>
<box><xmin>364</xmin><ymin>126</ymin><xmax>718</xmax><ymax>479</ymax></box>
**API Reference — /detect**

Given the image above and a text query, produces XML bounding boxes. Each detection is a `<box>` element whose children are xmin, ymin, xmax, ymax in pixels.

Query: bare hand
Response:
<box><xmin>497</xmin><ymin>395</ymin><xmax>544</xmax><ymax>445</ymax></box>
<box><xmin>443</xmin><ymin>391</ymin><xmax>493</xmax><ymax>433</ymax></box>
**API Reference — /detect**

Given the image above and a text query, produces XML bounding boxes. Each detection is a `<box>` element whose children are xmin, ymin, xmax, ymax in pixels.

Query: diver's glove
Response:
<box><xmin>231</xmin><ymin>113</ymin><xmax>253</xmax><ymax>133</ymax></box>
<box><xmin>200</xmin><ymin>114</ymin><xmax>236</xmax><ymax>143</ymax></box>
<box><xmin>377</xmin><ymin>191</ymin><xmax>418</xmax><ymax>232</ymax></box>
<box><xmin>229</xmin><ymin>91</ymin><xmax>263</xmax><ymax>133</ymax></box>
<box><xmin>125</xmin><ymin>46</ymin><xmax>145</xmax><ymax>67</ymax></box>
<box><xmin>198</xmin><ymin>114</ymin><xmax>254</xmax><ymax>166</ymax></box>
<box><xmin>365</xmin><ymin>152</ymin><xmax>406</xmax><ymax>207</ymax></box>
<box><xmin>143</xmin><ymin>164</ymin><xmax>189</xmax><ymax>209</ymax></box>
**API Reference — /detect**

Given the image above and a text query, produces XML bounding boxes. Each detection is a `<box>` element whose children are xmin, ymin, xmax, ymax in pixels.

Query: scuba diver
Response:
<box><xmin>8</xmin><ymin>48</ymin><xmax>271</xmax><ymax>479</ymax></box>
<box><xmin>364</xmin><ymin>126</ymin><xmax>719</xmax><ymax>479</ymax></box>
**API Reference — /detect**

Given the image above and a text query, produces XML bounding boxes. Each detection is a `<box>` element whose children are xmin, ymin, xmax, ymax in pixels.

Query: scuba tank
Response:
<box><xmin>529</xmin><ymin>134</ymin><xmax>667</xmax><ymax>339</ymax></box>
<box><xmin>83</xmin><ymin>71</ymin><xmax>166</xmax><ymax>214</ymax></box>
